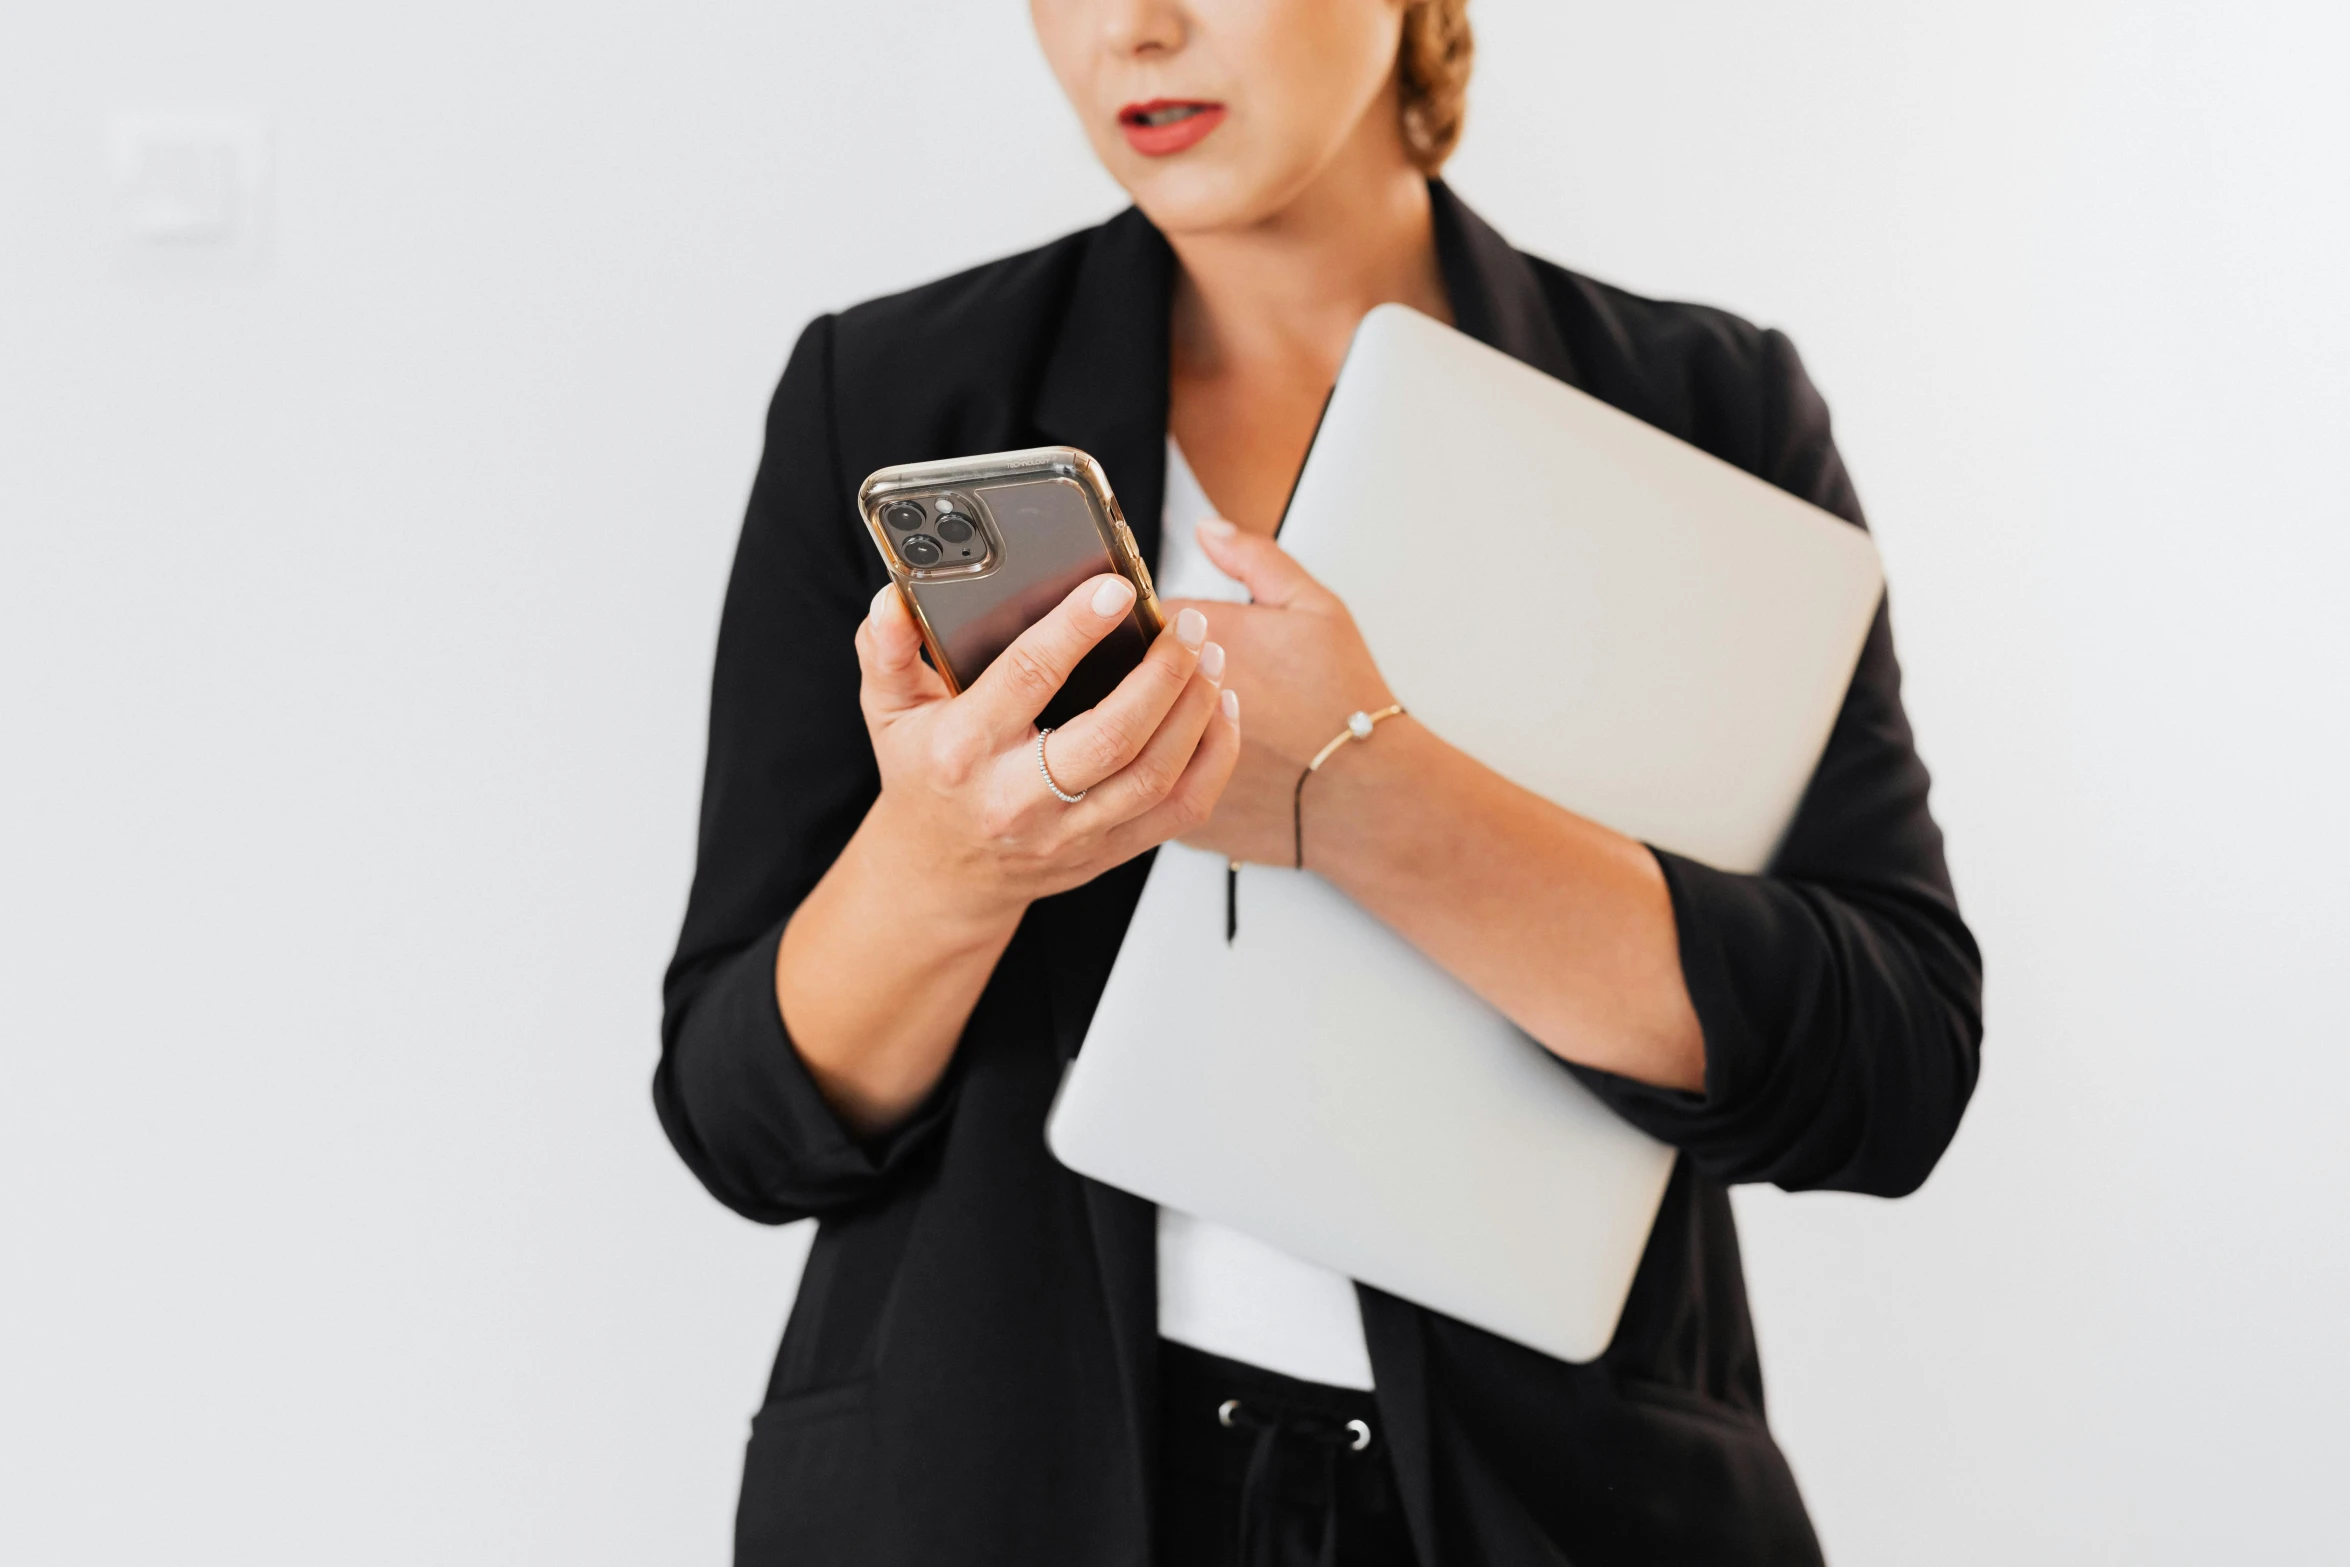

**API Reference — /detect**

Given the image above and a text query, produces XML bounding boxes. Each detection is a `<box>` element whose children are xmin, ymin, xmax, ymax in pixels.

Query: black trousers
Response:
<box><xmin>1155</xmin><ymin>1343</ymin><xmax>1418</xmax><ymax>1567</ymax></box>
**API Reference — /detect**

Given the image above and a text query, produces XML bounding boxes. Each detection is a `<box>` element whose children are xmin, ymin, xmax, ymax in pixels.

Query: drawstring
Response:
<box><xmin>1218</xmin><ymin>1397</ymin><xmax>1373</xmax><ymax>1567</ymax></box>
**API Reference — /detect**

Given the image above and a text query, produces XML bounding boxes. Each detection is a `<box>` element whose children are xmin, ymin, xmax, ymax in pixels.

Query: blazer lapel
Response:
<box><xmin>1033</xmin><ymin>205</ymin><xmax>1176</xmax><ymax>572</ymax></box>
<box><xmin>1031</xmin><ymin>205</ymin><xmax>1177</xmax><ymax>1563</ymax></box>
<box><xmin>1430</xmin><ymin>179</ymin><xmax>1585</xmax><ymax>392</ymax></box>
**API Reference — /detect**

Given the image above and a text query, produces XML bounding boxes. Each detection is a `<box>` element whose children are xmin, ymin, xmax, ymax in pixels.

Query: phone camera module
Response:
<box><xmin>935</xmin><ymin>514</ymin><xmax>975</xmax><ymax>544</ymax></box>
<box><xmin>883</xmin><ymin>500</ymin><xmax>928</xmax><ymax>531</ymax></box>
<box><xmin>901</xmin><ymin>534</ymin><xmax>944</xmax><ymax>567</ymax></box>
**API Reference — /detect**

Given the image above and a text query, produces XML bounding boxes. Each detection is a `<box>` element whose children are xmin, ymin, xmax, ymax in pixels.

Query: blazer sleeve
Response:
<box><xmin>1571</xmin><ymin>329</ymin><xmax>1984</xmax><ymax>1197</ymax></box>
<box><xmin>652</xmin><ymin>316</ymin><xmax>954</xmax><ymax>1225</ymax></box>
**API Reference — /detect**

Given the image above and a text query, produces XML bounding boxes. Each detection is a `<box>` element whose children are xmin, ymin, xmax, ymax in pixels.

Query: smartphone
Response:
<box><xmin>858</xmin><ymin>446</ymin><xmax>1166</xmax><ymax>729</ymax></box>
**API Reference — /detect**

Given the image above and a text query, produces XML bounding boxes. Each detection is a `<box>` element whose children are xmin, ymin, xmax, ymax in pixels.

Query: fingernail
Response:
<box><xmin>1198</xmin><ymin>640</ymin><xmax>1225</xmax><ymax>681</ymax></box>
<box><xmin>869</xmin><ymin>584</ymin><xmax>893</xmax><ymax>623</ymax></box>
<box><xmin>1221</xmin><ymin>687</ymin><xmax>1240</xmax><ymax>721</ymax></box>
<box><xmin>1176</xmin><ymin>607</ymin><xmax>1208</xmax><ymax>650</ymax></box>
<box><xmin>1199</xmin><ymin>517</ymin><xmax>1238</xmax><ymax>540</ymax></box>
<box><xmin>1091</xmin><ymin>577</ymin><xmax>1135</xmax><ymax>618</ymax></box>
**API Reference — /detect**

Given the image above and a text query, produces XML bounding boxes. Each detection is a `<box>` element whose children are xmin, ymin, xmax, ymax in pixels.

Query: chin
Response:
<box><xmin>1115</xmin><ymin>153</ymin><xmax>1317</xmax><ymax>238</ymax></box>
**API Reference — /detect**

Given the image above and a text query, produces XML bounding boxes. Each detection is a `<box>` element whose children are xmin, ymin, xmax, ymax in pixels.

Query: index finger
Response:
<box><xmin>962</xmin><ymin>573</ymin><xmax>1139</xmax><ymax>738</ymax></box>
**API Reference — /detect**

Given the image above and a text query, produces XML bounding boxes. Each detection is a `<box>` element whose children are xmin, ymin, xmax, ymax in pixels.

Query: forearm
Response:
<box><xmin>1306</xmin><ymin>720</ymin><xmax>1706</xmax><ymax>1092</ymax></box>
<box><xmin>777</xmin><ymin>795</ymin><xmax>1025</xmax><ymax>1137</ymax></box>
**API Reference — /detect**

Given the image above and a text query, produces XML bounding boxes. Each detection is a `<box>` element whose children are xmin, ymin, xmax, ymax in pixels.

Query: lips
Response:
<box><xmin>1118</xmin><ymin>99</ymin><xmax>1227</xmax><ymax>157</ymax></box>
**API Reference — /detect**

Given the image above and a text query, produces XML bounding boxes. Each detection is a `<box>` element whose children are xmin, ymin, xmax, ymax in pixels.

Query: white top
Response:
<box><xmin>1148</xmin><ymin>437</ymin><xmax>1376</xmax><ymax>1391</ymax></box>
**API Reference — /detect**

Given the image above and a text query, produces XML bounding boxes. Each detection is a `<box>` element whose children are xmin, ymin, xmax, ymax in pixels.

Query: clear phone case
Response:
<box><xmin>858</xmin><ymin>446</ymin><xmax>1165</xmax><ymax>728</ymax></box>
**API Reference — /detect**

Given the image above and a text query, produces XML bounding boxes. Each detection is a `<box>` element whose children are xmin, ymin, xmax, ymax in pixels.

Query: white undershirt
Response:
<box><xmin>1149</xmin><ymin>438</ymin><xmax>1377</xmax><ymax>1392</ymax></box>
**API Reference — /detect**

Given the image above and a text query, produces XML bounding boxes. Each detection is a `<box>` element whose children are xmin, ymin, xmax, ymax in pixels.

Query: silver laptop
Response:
<box><xmin>1046</xmin><ymin>305</ymin><xmax>1884</xmax><ymax>1363</ymax></box>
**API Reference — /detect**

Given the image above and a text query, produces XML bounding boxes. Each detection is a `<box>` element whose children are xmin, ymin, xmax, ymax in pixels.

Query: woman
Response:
<box><xmin>657</xmin><ymin>1</ymin><xmax>1982</xmax><ymax>1562</ymax></box>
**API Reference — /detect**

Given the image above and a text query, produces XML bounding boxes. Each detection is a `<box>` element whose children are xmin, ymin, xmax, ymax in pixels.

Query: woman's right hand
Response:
<box><xmin>777</xmin><ymin>571</ymin><xmax>1237</xmax><ymax>1134</ymax></box>
<box><xmin>853</xmin><ymin>571</ymin><xmax>1241</xmax><ymax>927</ymax></box>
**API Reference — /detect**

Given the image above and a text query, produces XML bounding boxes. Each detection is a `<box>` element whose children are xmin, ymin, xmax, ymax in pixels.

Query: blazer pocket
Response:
<box><xmin>736</xmin><ymin>1381</ymin><xmax>875</xmax><ymax>1564</ymax></box>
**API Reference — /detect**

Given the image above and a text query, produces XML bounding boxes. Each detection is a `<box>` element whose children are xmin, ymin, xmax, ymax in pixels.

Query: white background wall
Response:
<box><xmin>4</xmin><ymin>2</ymin><xmax>2344</xmax><ymax>1561</ymax></box>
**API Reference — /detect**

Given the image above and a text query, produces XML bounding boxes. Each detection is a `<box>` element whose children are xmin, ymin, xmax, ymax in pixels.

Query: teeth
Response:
<box><xmin>1142</xmin><ymin>104</ymin><xmax>1202</xmax><ymax>127</ymax></box>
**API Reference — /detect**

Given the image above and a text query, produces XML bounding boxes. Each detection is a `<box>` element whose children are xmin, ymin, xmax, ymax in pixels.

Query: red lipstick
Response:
<box><xmin>1118</xmin><ymin>100</ymin><xmax>1227</xmax><ymax>157</ymax></box>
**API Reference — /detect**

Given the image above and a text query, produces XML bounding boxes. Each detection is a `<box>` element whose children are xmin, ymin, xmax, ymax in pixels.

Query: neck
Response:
<box><xmin>1164</xmin><ymin>120</ymin><xmax>1449</xmax><ymax>390</ymax></box>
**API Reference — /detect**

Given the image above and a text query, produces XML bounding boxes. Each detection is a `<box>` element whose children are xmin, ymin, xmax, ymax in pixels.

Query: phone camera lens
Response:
<box><xmin>901</xmin><ymin>534</ymin><xmax>943</xmax><ymax>566</ymax></box>
<box><xmin>935</xmin><ymin>514</ymin><xmax>974</xmax><ymax>544</ymax></box>
<box><xmin>883</xmin><ymin>500</ymin><xmax>927</xmax><ymax>531</ymax></box>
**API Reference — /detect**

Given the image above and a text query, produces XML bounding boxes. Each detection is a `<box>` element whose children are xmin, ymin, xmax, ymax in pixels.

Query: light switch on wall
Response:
<box><xmin>111</xmin><ymin>108</ymin><xmax>271</xmax><ymax>275</ymax></box>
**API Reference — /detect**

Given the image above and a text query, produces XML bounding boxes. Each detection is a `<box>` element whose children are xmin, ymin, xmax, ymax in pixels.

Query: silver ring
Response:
<box><xmin>1347</xmin><ymin>1418</ymin><xmax>1372</xmax><ymax>1452</ymax></box>
<box><xmin>1035</xmin><ymin>727</ymin><xmax>1087</xmax><ymax>804</ymax></box>
<box><xmin>1217</xmin><ymin>1399</ymin><xmax>1241</xmax><ymax>1429</ymax></box>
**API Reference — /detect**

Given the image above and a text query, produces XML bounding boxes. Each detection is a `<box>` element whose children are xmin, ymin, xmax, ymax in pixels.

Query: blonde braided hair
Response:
<box><xmin>1397</xmin><ymin>0</ymin><xmax>1475</xmax><ymax>172</ymax></box>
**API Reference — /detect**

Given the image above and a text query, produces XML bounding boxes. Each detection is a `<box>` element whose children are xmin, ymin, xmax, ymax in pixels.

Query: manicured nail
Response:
<box><xmin>1176</xmin><ymin>607</ymin><xmax>1208</xmax><ymax>650</ymax></box>
<box><xmin>1198</xmin><ymin>640</ymin><xmax>1225</xmax><ymax>681</ymax></box>
<box><xmin>1198</xmin><ymin>517</ymin><xmax>1238</xmax><ymax>540</ymax></box>
<box><xmin>869</xmin><ymin>584</ymin><xmax>893</xmax><ymax>623</ymax></box>
<box><xmin>1091</xmin><ymin>577</ymin><xmax>1135</xmax><ymax>618</ymax></box>
<box><xmin>1221</xmin><ymin>688</ymin><xmax>1240</xmax><ymax>721</ymax></box>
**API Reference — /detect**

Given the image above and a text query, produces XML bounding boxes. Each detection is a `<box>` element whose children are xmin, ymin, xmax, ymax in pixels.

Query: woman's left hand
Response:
<box><xmin>1168</xmin><ymin>516</ymin><xmax>1706</xmax><ymax>1091</ymax></box>
<box><xmin>1166</xmin><ymin>518</ymin><xmax>1397</xmax><ymax>866</ymax></box>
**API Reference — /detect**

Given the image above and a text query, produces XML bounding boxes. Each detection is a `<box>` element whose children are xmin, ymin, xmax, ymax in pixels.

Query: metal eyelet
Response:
<box><xmin>1347</xmin><ymin>1418</ymin><xmax>1372</xmax><ymax>1452</ymax></box>
<box><xmin>1217</xmin><ymin>1399</ymin><xmax>1242</xmax><ymax>1428</ymax></box>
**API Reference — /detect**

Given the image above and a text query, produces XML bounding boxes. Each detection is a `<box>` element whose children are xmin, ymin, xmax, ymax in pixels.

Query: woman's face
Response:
<box><xmin>1031</xmin><ymin>0</ymin><xmax>1410</xmax><ymax>235</ymax></box>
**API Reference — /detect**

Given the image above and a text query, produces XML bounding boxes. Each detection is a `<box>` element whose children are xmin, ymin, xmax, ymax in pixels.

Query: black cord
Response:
<box><xmin>1292</xmin><ymin>766</ymin><xmax>1311</xmax><ymax>870</ymax></box>
<box><xmin>1226</xmin><ymin>860</ymin><xmax>1238</xmax><ymax>944</ymax></box>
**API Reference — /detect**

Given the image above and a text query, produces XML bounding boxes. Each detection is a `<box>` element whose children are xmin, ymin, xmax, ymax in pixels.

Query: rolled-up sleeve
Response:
<box><xmin>1571</xmin><ymin>330</ymin><xmax>1984</xmax><ymax>1197</ymax></box>
<box><xmin>653</xmin><ymin>316</ymin><xmax>954</xmax><ymax>1224</ymax></box>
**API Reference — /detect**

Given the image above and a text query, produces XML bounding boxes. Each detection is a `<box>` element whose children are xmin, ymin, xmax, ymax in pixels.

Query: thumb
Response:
<box><xmin>1194</xmin><ymin>517</ymin><xmax>1337</xmax><ymax>612</ymax></box>
<box><xmin>856</xmin><ymin>582</ymin><xmax>949</xmax><ymax>717</ymax></box>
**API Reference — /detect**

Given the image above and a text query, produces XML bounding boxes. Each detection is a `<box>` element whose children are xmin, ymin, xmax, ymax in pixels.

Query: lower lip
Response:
<box><xmin>1120</xmin><ymin>104</ymin><xmax>1227</xmax><ymax>158</ymax></box>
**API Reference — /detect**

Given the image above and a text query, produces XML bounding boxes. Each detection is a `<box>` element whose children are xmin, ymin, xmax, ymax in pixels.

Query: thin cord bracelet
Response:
<box><xmin>1293</xmin><ymin>704</ymin><xmax>1406</xmax><ymax>869</ymax></box>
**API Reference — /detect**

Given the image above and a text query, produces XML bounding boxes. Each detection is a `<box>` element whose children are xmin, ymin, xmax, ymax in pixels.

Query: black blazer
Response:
<box><xmin>657</xmin><ymin>185</ymin><xmax>1982</xmax><ymax>1566</ymax></box>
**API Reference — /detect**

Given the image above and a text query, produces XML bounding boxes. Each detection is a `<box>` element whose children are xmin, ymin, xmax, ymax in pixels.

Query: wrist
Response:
<box><xmin>1295</xmin><ymin>712</ymin><xmax>1443</xmax><ymax>881</ymax></box>
<box><xmin>856</xmin><ymin>788</ymin><xmax>1032</xmax><ymax>946</ymax></box>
